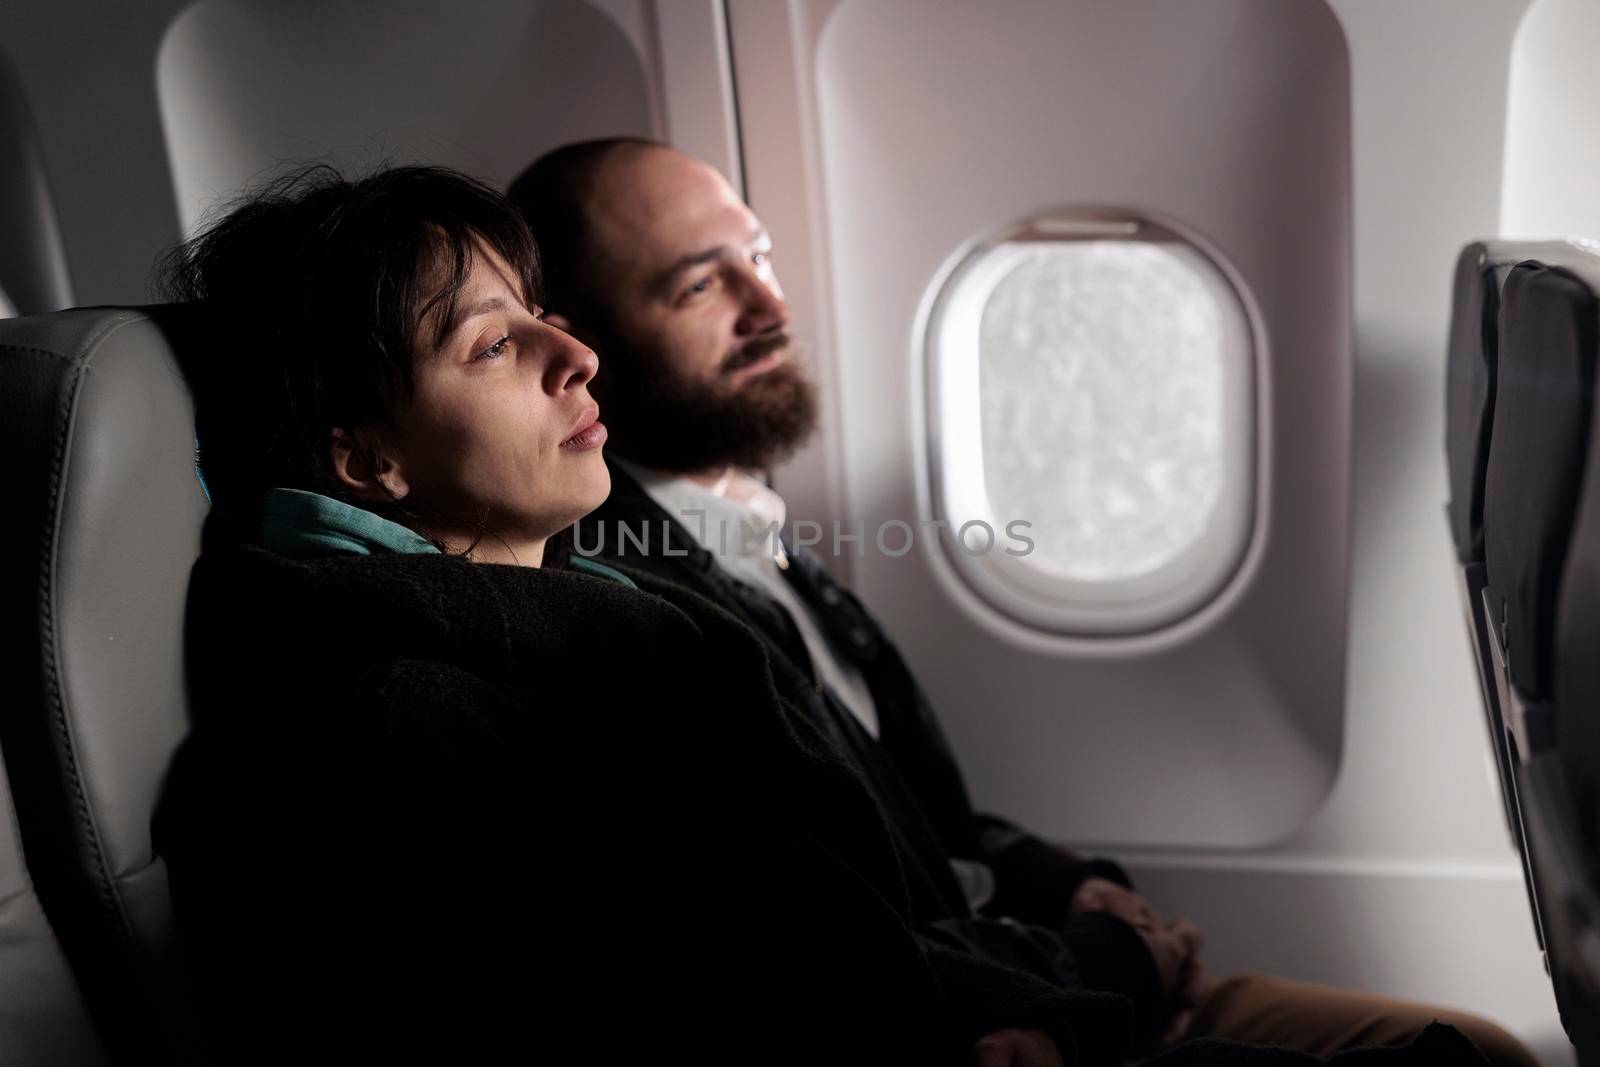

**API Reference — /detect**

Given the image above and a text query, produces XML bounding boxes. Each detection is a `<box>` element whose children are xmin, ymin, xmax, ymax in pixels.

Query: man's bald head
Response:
<box><xmin>509</xmin><ymin>137</ymin><xmax>697</xmax><ymax>320</ymax></box>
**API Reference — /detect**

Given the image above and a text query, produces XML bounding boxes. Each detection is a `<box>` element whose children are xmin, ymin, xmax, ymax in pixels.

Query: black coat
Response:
<box><xmin>579</xmin><ymin>464</ymin><xmax>1124</xmax><ymax>911</ymax></box>
<box><xmin>577</xmin><ymin>463</ymin><xmax>1163</xmax><ymax>1015</ymax></box>
<box><xmin>154</xmin><ymin>515</ymin><xmax>1134</xmax><ymax>1065</ymax></box>
<box><xmin>569</xmin><ymin>463</ymin><xmax>1500</xmax><ymax>1067</ymax></box>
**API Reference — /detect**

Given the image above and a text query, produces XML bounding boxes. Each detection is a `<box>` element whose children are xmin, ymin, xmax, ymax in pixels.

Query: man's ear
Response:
<box><xmin>328</xmin><ymin>427</ymin><xmax>410</xmax><ymax>503</ymax></box>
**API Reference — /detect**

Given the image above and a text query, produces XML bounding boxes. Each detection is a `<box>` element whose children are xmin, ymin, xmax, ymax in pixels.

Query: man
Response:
<box><xmin>508</xmin><ymin>139</ymin><xmax>1535</xmax><ymax>1066</ymax></box>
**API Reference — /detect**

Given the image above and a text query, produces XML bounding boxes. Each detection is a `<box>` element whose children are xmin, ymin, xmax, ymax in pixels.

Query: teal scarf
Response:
<box><xmin>256</xmin><ymin>488</ymin><xmax>635</xmax><ymax>587</ymax></box>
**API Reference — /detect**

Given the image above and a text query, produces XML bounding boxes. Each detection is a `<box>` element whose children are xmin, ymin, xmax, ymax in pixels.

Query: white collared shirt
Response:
<box><xmin>616</xmin><ymin>457</ymin><xmax>881</xmax><ymax>739</ymax></box>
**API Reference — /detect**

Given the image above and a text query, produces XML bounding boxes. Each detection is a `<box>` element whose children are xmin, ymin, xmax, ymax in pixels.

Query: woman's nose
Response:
<box><xmin>544</xmin><ymin>328</ymin><xmax>599</xmax><ymax>395</ymax></box>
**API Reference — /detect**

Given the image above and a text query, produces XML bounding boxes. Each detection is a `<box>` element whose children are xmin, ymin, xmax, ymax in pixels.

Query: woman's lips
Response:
<box><xmin>560</xmin><ymin>405</ymin><xmax>606</xmax><ymax>451</ymax></box>
<box><xmin>560</xmin><ymin>421</ymin><xmax>607</xmax><ymax>451</ymax></box>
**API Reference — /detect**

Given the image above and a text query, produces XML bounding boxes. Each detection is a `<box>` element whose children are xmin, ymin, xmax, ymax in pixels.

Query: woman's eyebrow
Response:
<box><xmin>442</xmin><ymin>295</ymin><xmax>511</xmax><ymax>340</ymax></box>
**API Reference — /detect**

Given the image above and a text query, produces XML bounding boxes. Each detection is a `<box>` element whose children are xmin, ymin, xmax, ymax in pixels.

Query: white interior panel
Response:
<box><xmin>0</xmin><ymin>0</ymin><xmax>193</xmax><ymax>304</ymax></box>
<box><xmin>808</xmin><ymin>0</ymin><xmax>1352</xmax><ymax>849</ymax></box>
<box><xmin>157</xmin><ymin>0</ymin><xmax>657</xmax><ymax>231</ymax></box>
<box><xmin>1502</xmin><ymin>0</ymin><xmax>1600</xmax><ymax>241</ymax></box>
<box><xmin>0</xmin><ymin>46</ymin><xmax>72</xmax><ymax>314</ymax></box>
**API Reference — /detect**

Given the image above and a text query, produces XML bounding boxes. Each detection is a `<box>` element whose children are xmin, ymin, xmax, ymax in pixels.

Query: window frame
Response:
<box><xmin>920</xmin><ymin>207</ymin><xmax>1259</xmax><ymax>638</ymax></box>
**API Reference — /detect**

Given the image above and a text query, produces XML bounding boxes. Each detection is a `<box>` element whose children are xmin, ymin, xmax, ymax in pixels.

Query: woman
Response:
<box><xmin>150</xmin><ymin>165</ymin><xmax>1124</xmax><ymax>1065</ymax></box>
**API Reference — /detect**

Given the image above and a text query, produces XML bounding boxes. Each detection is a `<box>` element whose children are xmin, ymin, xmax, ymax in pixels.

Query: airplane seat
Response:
<box><xmin>1481</xmin><ymin>252</ymin><xmax>1600</xmax><ymax>1059</ymax></box>
<box><xmin>1544</xmin><ymin>386</ymin><xmax>1600</xmax><ymax>1066</ymax></box>
<box><xmin>0</xmin><ymin>306</ymin><xmax>207</xmax><ymax>1062</ymax></box>
<box><xmin>0</xmin><ymin>730</ymin><xmax>111</xmax><ymax>1063</ymax></box>
<box><xmin>1445</xmin><ymin>239</ymin><xmax>1576</xmax><ymax>565</ymax></box>
<box><xmin>1447</xmin><ymin>241</ymin><xmax>1519</xmax><ymax>847</ymax></box>
<box><xmin>1445</xmin><ymin>240</ymin><xmax>1573</xmax><ymax>902</ymax></box>
<box><xmin>1483</xmin><ymin>259</ymin><xmax>1600</xmax><ymax>709</ymax></box>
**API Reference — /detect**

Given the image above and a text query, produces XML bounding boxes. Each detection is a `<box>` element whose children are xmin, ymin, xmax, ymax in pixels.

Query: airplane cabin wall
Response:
<box><xmin>159</xmin><ymin>0</ymin><xmax>743</xmax><ymax>223</ymax></box>
<box><xmin>0</xmin><ymin>0</ymin><xmax>742</xmax><ymax>302</ymax></box>
<box><xmin>0</xmin><ymin>48</ymin><xmax>71</xmax><ymax>315</ymax></box>
<box><xmin>1501</xmin><ymin>0</ymin><xmax>1600</xmax><ymax>240</ymax></box>
<box><xmin>0</xmin><ymin>0</ymin><xmax>190</xmax><ymax>305</ymax></box>
<box><xmin>1129</xmin><ymin>4</ymin><xmax>1564</xmax><ymax>1059</ymax></box>
<box><xmin>157</xmin><ymin>0</ymin><xmax>653</xmax><ymax>235</ymax></box>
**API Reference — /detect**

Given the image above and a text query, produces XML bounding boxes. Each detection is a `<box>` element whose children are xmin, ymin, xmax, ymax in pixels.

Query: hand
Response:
<box><xmin>1073</xmin><ymin>880</ymin><xmax>1211</xmax><ymax>1046</ymax></box>
<box><xmin>972</xmin><ymin>1028</ymin><xmax>1065</xmax><ymax>1067</ymax></box>
<box><xmin>1137</xmin><ymin>918</ymin><xmax>1212</xmax><ymax>1047</ymax></box>
<box><xmin>1070</xmin><ymin>877</ymin><xmax>1159</xmax><ymax>931</ymax></box>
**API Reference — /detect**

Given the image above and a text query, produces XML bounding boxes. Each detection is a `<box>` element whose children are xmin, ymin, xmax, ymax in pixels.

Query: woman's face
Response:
<box><xmin>378</xmin><ymin>240</ymin><xmax>610</xmax><ymax>555</ymax></box>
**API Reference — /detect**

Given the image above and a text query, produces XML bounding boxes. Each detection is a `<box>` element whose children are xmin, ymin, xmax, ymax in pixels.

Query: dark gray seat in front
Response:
<box><xmin>1545</xmin><ymin>351</ymin><xmax>1600</xmax><ymax>1065</ymax></box>
<box><xmin>1484</xmin><ymin>259</ymin><xmax>1599</xmax><ymax>712</ymax></box>
<box><xmin>1478</xmin><ymin>249</ymin><xmax>1600</xmax><ymax>1064</ymax></box>
<box><xmin>0</xmin><ymin>307</ymin><xmax>207</xmax><ymax>1062</ymax></box>
<box><xmin>1444</xmin><ymin>239</ymin><xmax>1574</xmax><ymax>947</ymax></box>
<box><xmin>1446</xmin><ymin>240</ymin><xmax>1574</xmax><ymax>568</ymax></box>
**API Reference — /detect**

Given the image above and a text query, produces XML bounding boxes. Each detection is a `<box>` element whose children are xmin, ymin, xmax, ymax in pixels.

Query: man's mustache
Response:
<box><xmin>721</xmin><ymin>333</ymin><xmax>793</xmax><ymax>374</ymax></box>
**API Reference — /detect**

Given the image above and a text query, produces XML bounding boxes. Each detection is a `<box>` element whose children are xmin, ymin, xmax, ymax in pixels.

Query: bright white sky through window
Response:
<box><xmin>977</xmin><ymin>241</ymin><xmax>1226</xmax><ymax>582</ymax></box>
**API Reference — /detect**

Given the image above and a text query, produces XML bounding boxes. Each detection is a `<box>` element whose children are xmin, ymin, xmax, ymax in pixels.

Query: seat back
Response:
<box><xmin>0</xmin><ymin>738</ymin><xmax>110</xmax><ymax>1064</ymax></box>
<box><xmin>1470</xmin><ymin>245</ymin><xmax>1600</xmax><ymax>1062</ymax></box>
<box><xmin>0</xmin><ymin>307</ymin><xmax>207</xmax><ymax>1061</ymax></box>
<box><xmin>1484</xmin><ymin>257</ymin><xmax>1600</xmax><ymax>704</ymax></box>
<box><xmin>1557</xmin><ymin>371</ymin><xmax>1600</xmax><ymax>913</ymax></box>
<box><xmin>1446</xmin><ymin>241</ymin><xmax>1572</xmax><ymax>564</ymax></box>
<box><xmin>1542</xmin><ymin>390</ymin><xmax>1600</xmax><ymax>1064</ymax></box>
<box><xmin>1445</xmin><ymin>241</ymin><xmax>1576</xmax><ymax>939</ymax></box>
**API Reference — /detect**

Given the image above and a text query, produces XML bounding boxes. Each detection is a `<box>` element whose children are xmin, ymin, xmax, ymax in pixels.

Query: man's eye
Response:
<box><xmin>475</xmin><ymin>334</ymin><xmax>512</xmax><ymax>361</ymax></box>
<box><xmin>675</xmin><ymin>278</ymin><xmax>720</xmax><ymax>307</ymax></box>
<box><xmin>753</xmin><ymin>251</ymin><xmax>769</xmax><ymax>267</ymax></box>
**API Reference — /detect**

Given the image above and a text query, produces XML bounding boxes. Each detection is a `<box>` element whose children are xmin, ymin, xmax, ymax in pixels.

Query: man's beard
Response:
<box><xmin>593</xmin><ymin>329</ymin><xmax>819</xmax><ymax>474</ymax></box>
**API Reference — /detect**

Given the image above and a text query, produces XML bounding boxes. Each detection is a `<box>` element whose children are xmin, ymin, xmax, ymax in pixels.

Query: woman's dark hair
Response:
<box><xmin>158</xmin><ymin>162</ymin><xmax>580</xmax><ymax>562</ymax></box>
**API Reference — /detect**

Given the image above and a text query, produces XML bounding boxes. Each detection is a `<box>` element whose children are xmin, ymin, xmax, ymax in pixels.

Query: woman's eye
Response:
<box><xmin>475</xmin><ymin>334</ymin><xmax>512</xmax><ymax>361</ymax></box>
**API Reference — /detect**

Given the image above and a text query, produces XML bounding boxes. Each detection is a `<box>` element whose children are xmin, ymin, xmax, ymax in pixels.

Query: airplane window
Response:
<box><xmin>0</xmin><ymin>287</ymin><xmax>16</xmax><ymax>319</ymax></box>
<box><xmin>924</xmin><ymin>212</ymin><xmax>1256</xmax><ymax>637</ymax></box>
<box><xmin>981</xmin><ymin>240</ymin><xmax>1224</xmax><ymax>580</ymax></box>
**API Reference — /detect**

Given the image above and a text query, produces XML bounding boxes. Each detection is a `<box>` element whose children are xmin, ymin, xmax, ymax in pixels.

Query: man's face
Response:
<box><xmin>569</xmin><ymin>148</ymin><xmax>817</xmax><ymax>473</ymax></box>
